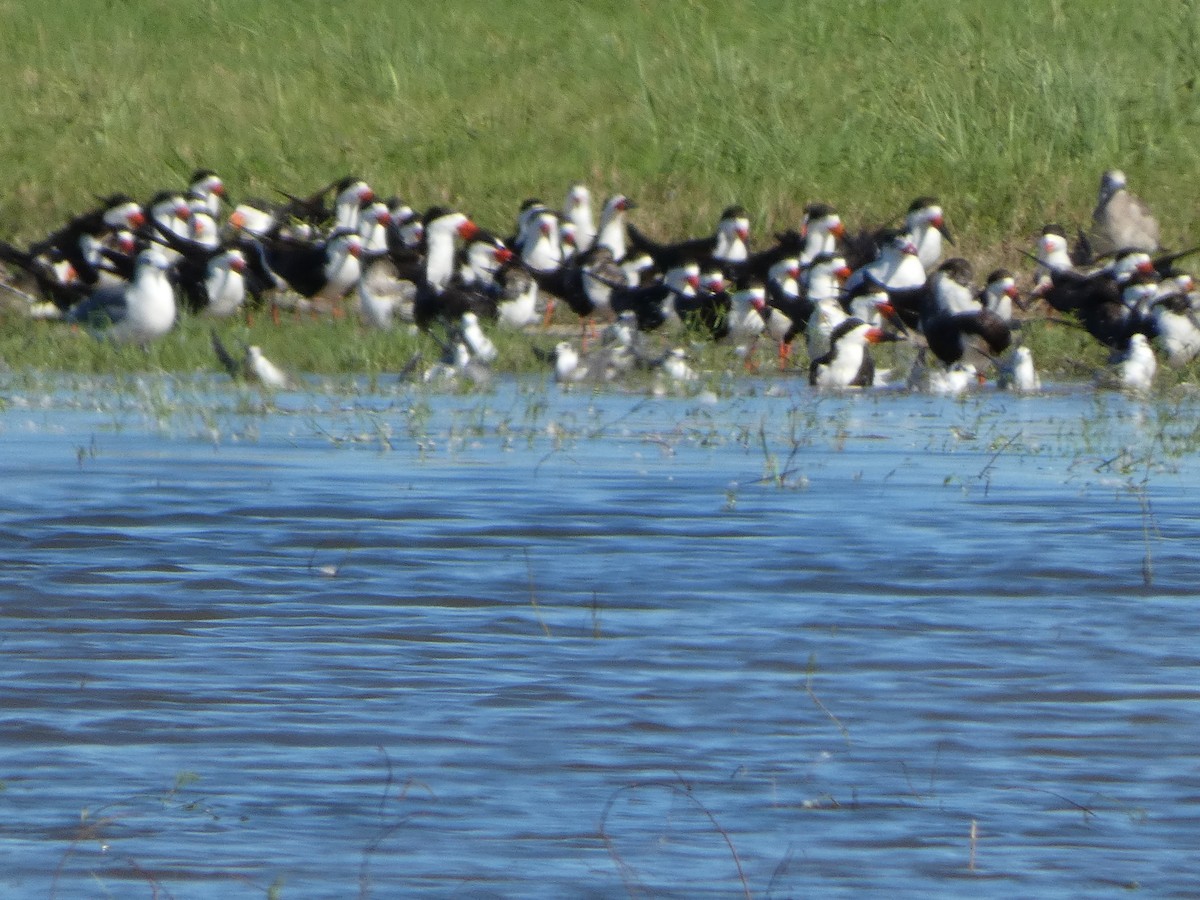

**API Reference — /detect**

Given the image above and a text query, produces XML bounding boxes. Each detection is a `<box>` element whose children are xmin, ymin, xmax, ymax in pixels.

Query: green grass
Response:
<box><xmin>2</xmin><ymin>1</ymin><xmax>1200</xmax><ymax>380</ymax></box>
<box><xmin>1</xmin><ymin>303</ymin><xmax>1196</xmax><ymax>389</ymax></box>
<box><xmin>3</xmin><ymin>1</ymin><xmax>1199</xmax><ymax>246</ymax></box>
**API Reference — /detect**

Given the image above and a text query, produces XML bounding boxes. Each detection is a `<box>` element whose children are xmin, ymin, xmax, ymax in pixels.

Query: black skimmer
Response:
<box><xmin>411</xmin><ymin>209</ymin><xmax>511</xmax><ymax>329</ymax></box>
<box><xmin>171</xmin><ymin>242</ymin><xmax>247</xmax><ymax>317</ymax></box>
<box><xmin>806</xmin><ymin>294</ymin><xmax>852</xmax><ymax>362</ymax></box>
<box><xmin>798</xmin><ymin>204</ymin><xmax>845</xmax><ymax>266</ymax></box>
<box><xmin>25</xmin><ymin>194</ymin><xmax>146</xmax><ymax>288</ymax></box>
<box><xmin>1073</xmin><ymin>269</ymin><xmax>1159</xmax><ymax>352</ymax></box>
<box><xmin>722</xmin><ymin>285</ymin><xmax>768</xmax><ymax>363</ymax></box>
<box><xmin>227</xmin><ymin>198</ymin><xmax>282</xmax><ymax>240</ymax></box>
<box><xmin>0</xmin><ymin>240</ymin><xmax>90</xmax><ymax>313</ymax></box>
<box><xmin>674</xmin><ymin>273</ymin><xmax>766</xmax><ymax>348</ymax></box>
<box><xmin>494</xmin><ymin>265</ymin><xmax>539</xmax><ymax>329</ymax></box>
<box><xmin>734</xmin><ymin>229</ymin><xmax>806</xmax><ymax>281</ymax></box>
<box><xmin>387</xmin><ymin>199</ymin><xmax>424</xmax><ymax>253</ymax></box>
<box><xmin>609</xmin><ymin>261</ymin><xmax>700</xmax><ymax>332</ymax></box>
<box><xmin>559</xmin><ymin>222</ymin><xmax>579</xmax><ymax>264</ymax></box>
<box><xmin>65</xmin><ymin>246</ymin><xmax>176</xmax><ymax>343</ymax></box>
<box><xmin>420</xmin><ymin>207</ymin><xmax>480</xmax><ymax>293</ymax></box>
<box><xmin>904</xmin><ymin>196</ymin><xmax>953</xmax><ymax>272</ymax></box>
<box><xmin>809</xmin><ymin>317</ymin><xmax>896</xmax><ymax>389</ymax></box>
<box><xmin>844</xmin><ymin>281</ymin><xmax>898</xmax><ymax>333</ymax></box>
<box><xmin>147</xmin><ymin>219</ymin><xmax>253</xmax><ymax>316</ymax></box>
<box><xmin>187</xmin><ymin>169</ymin><xmax>225</xmax><ymax>220</ymax></box>
<box><xmin>511</xmin><ymin>197</ymin><xmax>546</xmax><ymax>247</ymax></box>
<box><xmin>919</xmin><ymin>258</ymin><xmax>1012</xmax><ymax>367</ymax></box>
<box><xmin>562</xmin><ymin>183</ymin><xmax>596</xmax><ymax>254</ymax></box>
<box><xmin>594</xmin><ymin>194</ymin><xmax>636</xmax><ymax>260</ymax></box>
<box><xmin>979</xmin><ymin>268</ymin><xmax>1021</xmax><ymax>324</ymax></box>
<box><xmin>457</xmin><ymin>228</ymin><xmax>513</xmax><ymax>290</ymax></box>
<box><xmin>1144</xmin><ymin>275</ymin><xmax>1200</xmax><ymax>365</ymax></box>
<box><xmin>1033</xmin><ymin>224</ymin><xmax>1085</xmax><ymax>291</ymax></box>
<box><xmin>353</xmin><ymin>200</ymin><xmax>426</xmax><ymax>329</ymax></box>
<box><xmin>806</xmin><ymin>251</ymin><xmax>851</xmax><ymax>308</ymax></box>
<box><xmin>627</xmin><ymin>204</ymin><xmax>751</xmax><ymax>278</ymax></box>
<box><xmin>673</xmin><ymin>270</ymin><xmax>729</xmax><ymax>336</ymax></box>
<box><xmin>513</xmin><ymin>202</ymin><xmax>564</xmax><ymax>273</ymax></box>
<box><xmin>924</xmin><ymin>257</ymin><xmax>979</xmax><ymax>314</ymax></box>
<box><xmin>542</xmin><ymin>243</ymin><xmax>636</xmax><ymax>327</ymax></box>
<box><xmin>143</xmin><ymin>190</ymin><xmax>193</xmax><ymax>257</ymax></box>
<box><xmin>265</xmin><ymin>227</ymin><xmax>364</xmax><ymax>313</ymax></box>
<box><xmin>357</xmin><ymin>200</ymin><xmax>393</xmax><ymax>255</ymax></box>
<box><xmin>758</xmin><ymin>256</ymin><xmax>806</xmax><ymax>365</ymax></box>
<box><xmin>1033</xmin><ymin>257</ymin><xmax>1126</xmax><ymax>315</ymax></box>
<box><xmin>194</xmin><ymin>247</ymin><xmax>249</xmax><ymax>317</ymax></box>
<box><xmin>186</xmin><ymin>196</ymin><xmax>222</xmax><ymax>250</ymax></box>
<box><xmin>843</xmin><ymin>229</ymin><xmax>927</xmax><ymax>327</ymax></box>
<box><xmin>804</xmin><ymin>254</ymin><xmax>858</xmax><ymax>359</ymax></box>
<box><xmin>276</xmin><ymin>175</ymin><xmax>375</xmax><ymax>233</ymax></box>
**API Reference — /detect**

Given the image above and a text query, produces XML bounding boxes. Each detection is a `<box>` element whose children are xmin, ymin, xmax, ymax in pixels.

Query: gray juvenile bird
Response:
<box><xmin>1089</xmin><ymin>169</ymin><xmax>1160</xmax><ymax>257</ymax></box>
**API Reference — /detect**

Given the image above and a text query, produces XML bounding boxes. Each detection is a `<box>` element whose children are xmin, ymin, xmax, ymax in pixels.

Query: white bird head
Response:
<box><xmin>1039</xmin><ymin>226</ymin><xmax>1070</xmax><ymax>262</ymax></box>
<box><xmin>564</xmin><ymin>183</ymin><xmax>592</xmax><ymax>217</ymax></box>
<box><xmin>1099</xmin><ymin>169</ymin><xmax>1128</xmax><ymax>205</ymax></box>
<box><xmin>101</xmin><ymin>196</ymin><xmax>146</xmax><ymax>230</ymax></box>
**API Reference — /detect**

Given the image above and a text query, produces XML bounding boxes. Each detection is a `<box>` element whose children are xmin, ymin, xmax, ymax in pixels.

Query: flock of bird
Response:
<box><xmin>0</xmin><ymin>166</ymin><xmax>1194</xmax><ymax>395</ymax></box>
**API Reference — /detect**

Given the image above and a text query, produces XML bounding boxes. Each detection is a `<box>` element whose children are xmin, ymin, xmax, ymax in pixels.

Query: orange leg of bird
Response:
<box><xmin>271</xmin><ymin>304</ymin><xmax>281</xmax><ymax>326</ymax></box>
<box><xmin>541</xmin><ymin>297</ymin><xmax>557</xmax><ymax>329</ymax></box>
<box><xmin>580</xmin><ymin>318</ymin><xmax>592</xmax><ymax>353</ymax></box>
<box><xmin>778</xmin><ymin>341</ymin><xmax>792</xmax><ymax>370</ymax></box>
<box><xmin>743</xmin><ymin>337</ymin><xmax>761</xmax><ymax>373</ymax></box>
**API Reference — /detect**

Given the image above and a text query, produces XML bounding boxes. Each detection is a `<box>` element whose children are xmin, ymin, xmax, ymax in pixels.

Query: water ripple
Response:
<box><xmin>1</xmin><ymin>378</ymin><xmax>1199</xmax><ymax>896</ymax></box>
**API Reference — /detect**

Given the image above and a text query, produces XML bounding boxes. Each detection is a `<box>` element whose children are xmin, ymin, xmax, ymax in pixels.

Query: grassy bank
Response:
<box><xmin>2</xmin><ymin>1</ymin><xmax>1199</xmax><ymax>256</ymax></box>
<box><xmin>1</xmin><ymin>305</ymin><xmax>1191</xmax><ymax>390</ymax></box>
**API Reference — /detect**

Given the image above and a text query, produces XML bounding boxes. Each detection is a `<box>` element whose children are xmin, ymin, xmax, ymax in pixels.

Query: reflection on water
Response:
<box><xmin>1</xmin><ymin>374</ymin><xmax>1199</xmax><ymax>897</ymax></box>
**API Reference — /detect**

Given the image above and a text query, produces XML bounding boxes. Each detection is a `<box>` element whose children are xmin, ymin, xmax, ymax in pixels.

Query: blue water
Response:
<box><xmin>1</xmin><ymin>374</ymin><xmax>1198</xmax><ymax>898</ymax></box>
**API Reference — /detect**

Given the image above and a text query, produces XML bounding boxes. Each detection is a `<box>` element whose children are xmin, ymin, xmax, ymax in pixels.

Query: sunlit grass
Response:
<box><xmin>2</xmin><ymin>1</ymin><xmax>1200</xmax><ymax>251</ymax></box>
<box><xmin>2</xmin><ymin>301</ymin><xmax>1199</xmax><ymax>388</ymax></box>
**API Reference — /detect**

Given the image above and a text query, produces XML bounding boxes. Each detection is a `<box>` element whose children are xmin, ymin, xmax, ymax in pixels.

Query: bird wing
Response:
<box><xmin>626</xmin><ymin>223</ymin><xmax>715</xmax><ymax>269</ymax></box>
<box><xmin>65</xmin><ymin>283</ymin><xmax>130</xmax><ymax>326</ymax></box>
<box><xmin>1094</xmin><ymin>191</ymin><xmax>1160</xmax><ymax>254</ymax></box>
<box><xmin>210</xmin><ymin>329</ymin><xmax>243</xmax><ymax>379</ymax></box>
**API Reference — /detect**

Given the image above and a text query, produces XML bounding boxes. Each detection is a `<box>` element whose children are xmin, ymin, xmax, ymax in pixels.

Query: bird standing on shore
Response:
<box><xmin>212</xmin><ymin>330</ymin><xmax>298</xmax><ymax>389</ymax></box>
<box><xmin>809</xmin><ymin>318</ymin><xmax>895</xmax><ymax>389</ymax></box>
<box><xmin>997</xmin><ymin>346</ymin><xmax>1041</xmax><ymax>392</ymax></box>
<box><xmin>904</xmin><ymin>197</ymin><xmax>953</xmax><ymax>272</ymax></box>
<box><xmin>1089</xmin><ymin>169</ymin><xmax>1160</xmax><ymax>257</ymax></box>
<box><xmin>66</xmin><ymin>246</ymin><xmax>176</xmax><ymax>344</ymax></box>
<box><xmin>1097</xmin><ymin>332</ymin><xmax>1156</xmax><ymax>393</ymax></box>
